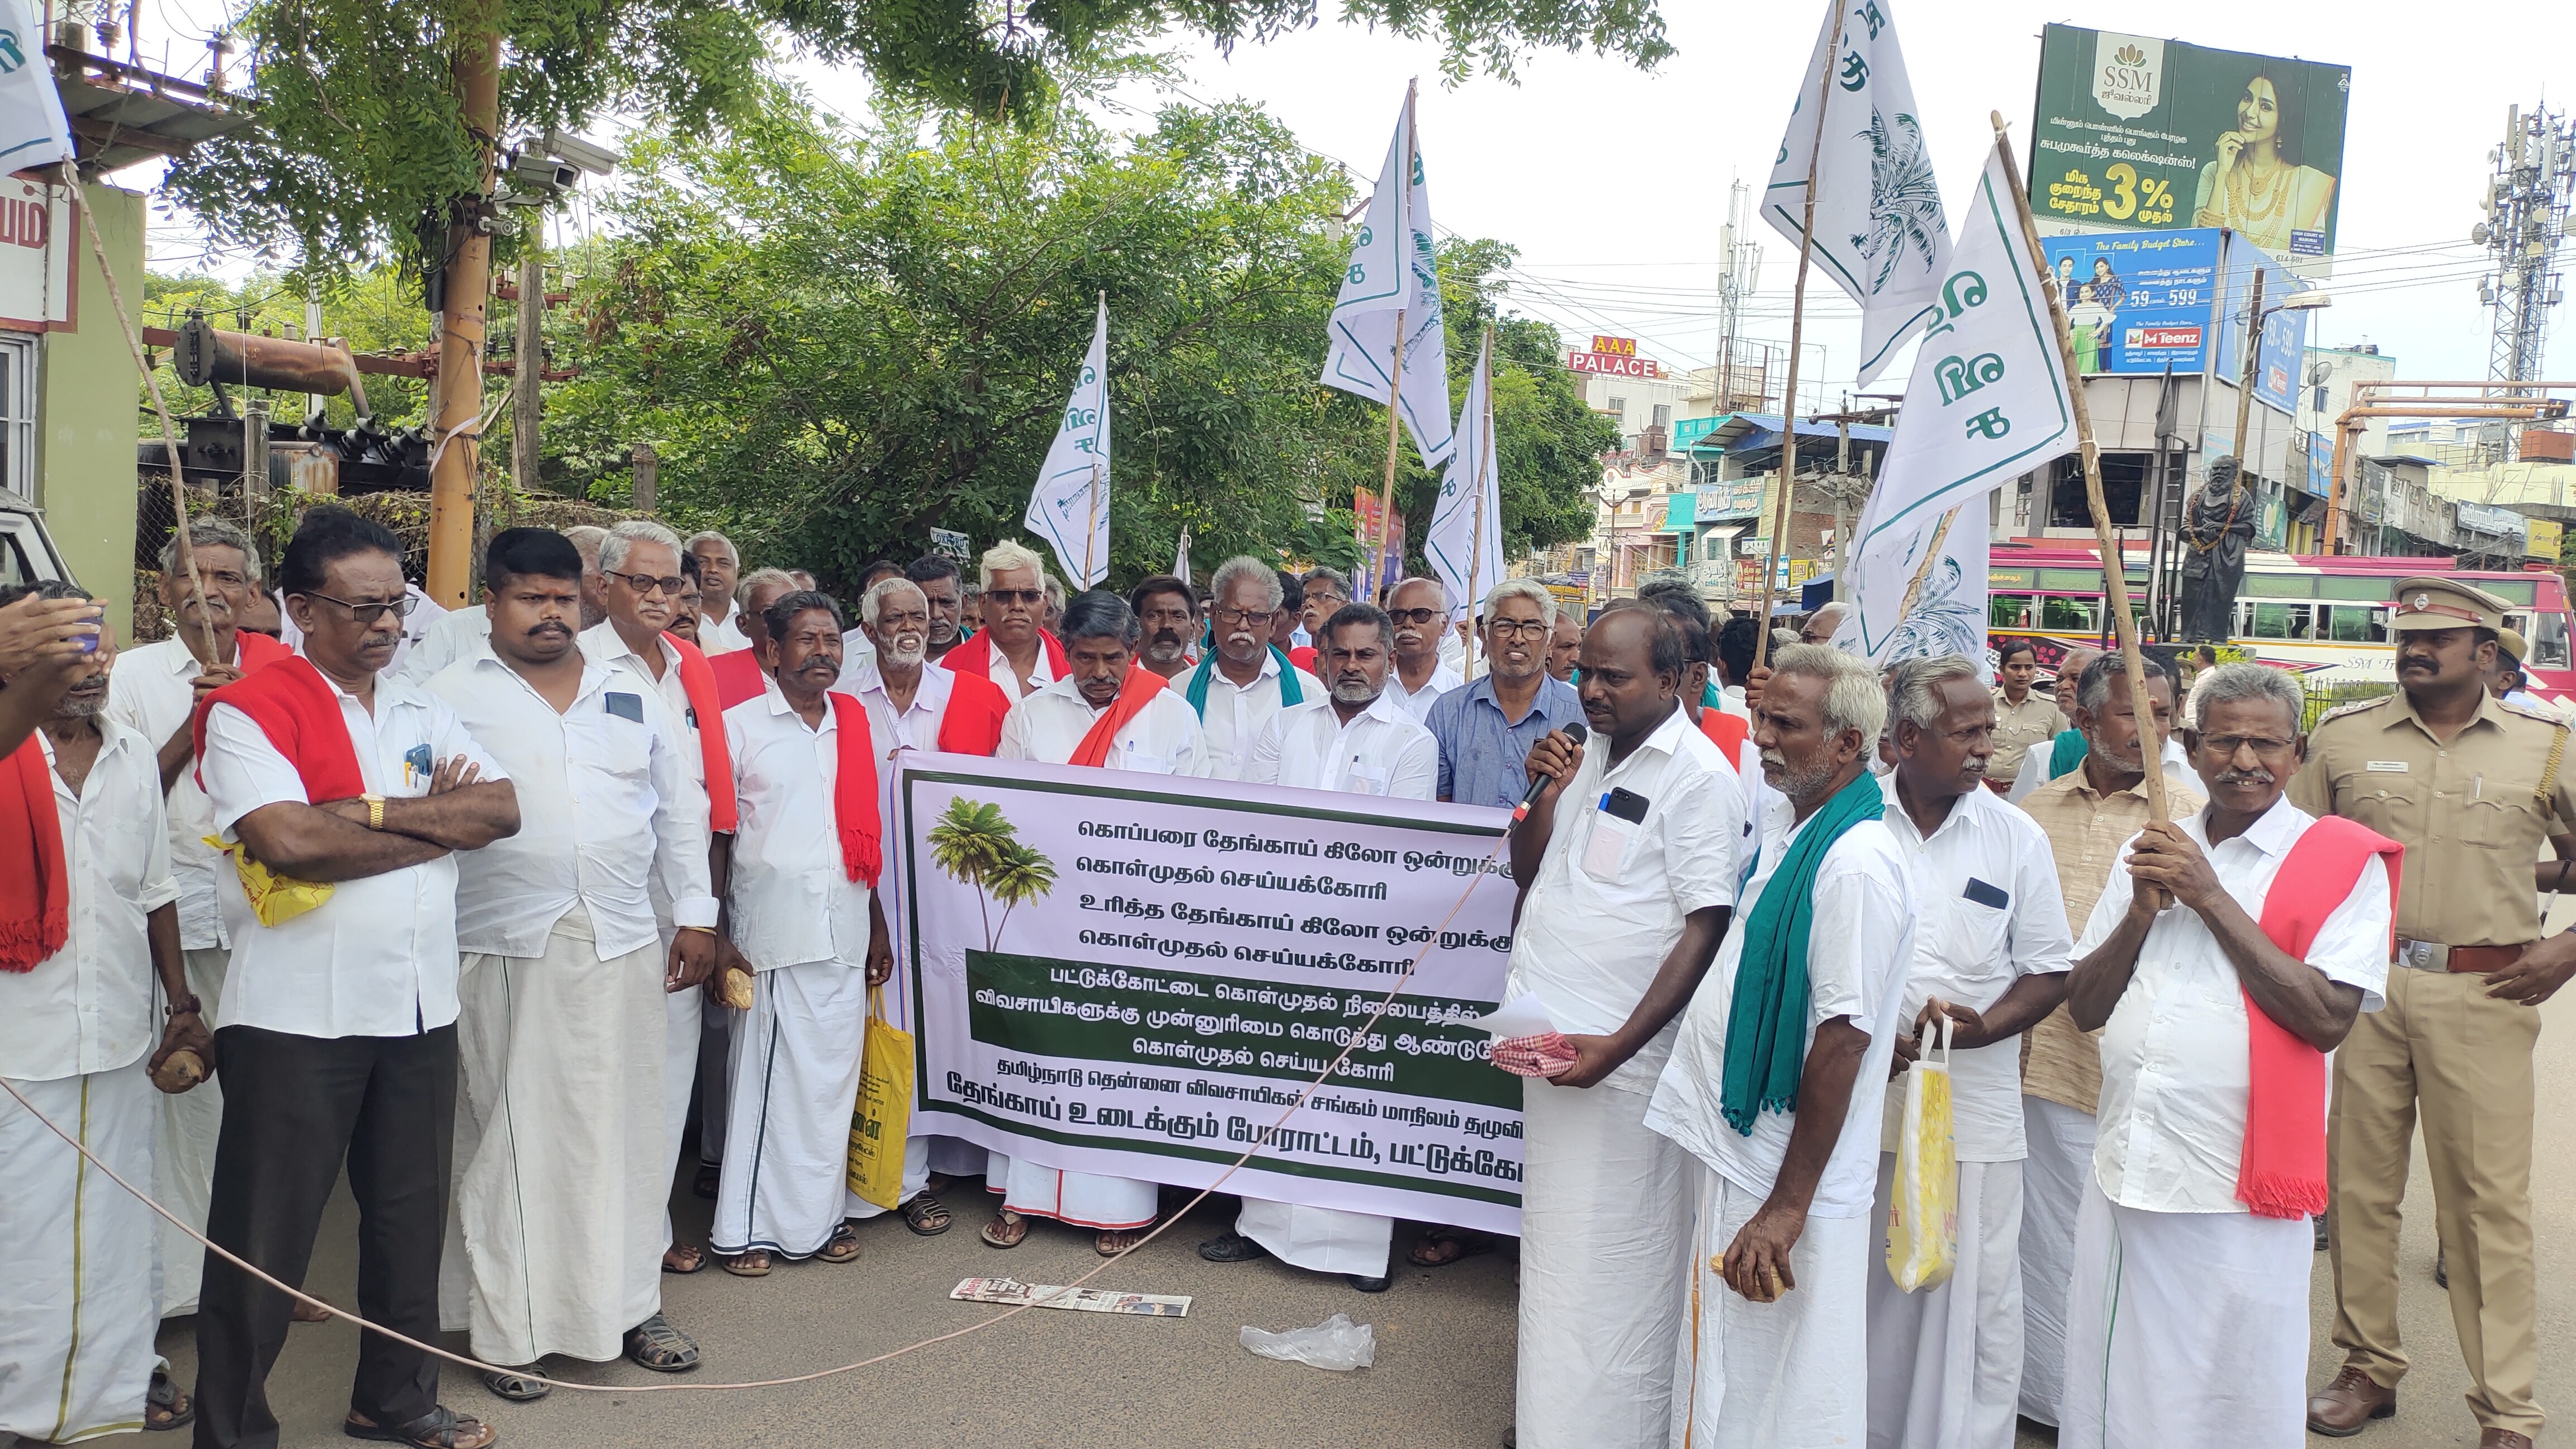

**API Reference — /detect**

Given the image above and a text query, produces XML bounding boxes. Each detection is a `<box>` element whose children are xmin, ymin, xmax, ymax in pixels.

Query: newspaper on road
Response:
<box><xmin>950</xmin><ymin>1277</ymin><xmax>1192</xmax><ymax>1317</ymax></box>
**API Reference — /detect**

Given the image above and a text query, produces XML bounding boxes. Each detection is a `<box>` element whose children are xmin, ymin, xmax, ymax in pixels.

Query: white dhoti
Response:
<box><xmin>1865</xmin><ymin>1153</ymin><xmax>2024</xmax><ymax>1449</ymax></box>
<box><xmin>2058</xmin><ymin>1181</ymin><xmax>2311</xmax><ymax>1449</ymax></box>
<box><xmin>1517</xmin><ymin>1077</ymin><xmax>1690</xmax><ymax>1449</ymax></box>
<box><xmin>713</xmin><ymin>960</ymin><xmax>870</xmax><ymax>1257</ymax></box>
<box><xmin>1</xmin><ymin>1062</ymin><xmax>160</xmax><ymax>1443</ymax></box>
<box><xmin>661</xmin><ymin>936</ymin><xmax>702</xmax><ymax>1256</ymax></box>
<box><xmin>2017</xmin><ymin>1095</ymin><xmax>2096</xmax><ymax>1424</ymax></box>
<box><xmin>1235</xmin><ymin>1200</ymin><xmax>1394</xmax><ymax>1278</ymax></box>
<box><xmin>844</xmin><ymin>1137</ymin><xmax>932</xmax><ymax>1222</ymax></box>
<box><xmin>154</xmin><ymin>944</ymin><xmax>230</xmax><ymax>1317</ymax></box>
<box><xmin>984</xmin><ymin>1152</ymin><xmax>1157</xmax><ymax>1230</ymax></box>
<box><xmin>442</xmin><ymin>910</ymin><xmax>667</xmax><ymax>1365</ymax></box>
<box><xmin>926</xmin><ymin>1135</ymin><xmax>987</xmax><ymax>1178</ymax></box>
<box><xmin>1670</xmin><ymin>1163</ymin><xmax>1872</xmax><ymax>1449</ymax></box>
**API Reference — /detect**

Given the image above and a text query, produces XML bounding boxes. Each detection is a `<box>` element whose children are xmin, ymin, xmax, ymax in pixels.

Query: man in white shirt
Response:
<box><xmin>711</xmin><ymin>591</ymin><xmax>893</xmax><ymax>1274</ymax></box>
<box><xmin>1385</xmin><ymin>577</ymin><xmax>1464</xmax><ymax>723</ymax></box>
<box><xmin>986</xmin><ymin>592</ymin><xmax>1211</xmax><ymax>1253</ymax></box>
<box><xmin>1197</xmin><ymin>601</ymin><xmax>1435</xmax><ymax>1290</ymax></box>
<box><xmin>106</xmin><ymin>518</ymin><xmax>277</xmax><ymax>1320</ymax></box>
<box><xmin>948</xmin><ymin>540</ymin><xmax>1063</xmax><ymax>699</ymax></box>
<box><xmin>580</xmin><ymin>519</ymin><xmax>729</xmax><ymax>1274</ymax></box>
<box><xmin>686</xmin><ymin>531</ymin><xmax>750</xmax><ymax>652</ymax></box>
<box><xmin>1177</xmin><ymin>555</ymin><xmax>1322</xmax><ymax>779</ymax></box>
<box><xmin>1646</xmin><ymin>642</ymin><xmax>1915</xmax><ymax>1449</ymax></box>
<box><xmin>835</xmin><ymin>577</ymin><xmax>1012</xmax><ymax>1234</ymax></box>
<box><xmin>427</xmin><ymin>529</ymin><xmax>719</xmax><ymax>1395</ymax></box>
<box><xmin>0</xmin><ymin>580</ymin><xmax>202</xmax><ymax>1439</ymax></box>
<box><xmin>194</xmin><ymin>507</ymin><xmax>519</xmax><ymax>1449</ymax></box>
<box><xmin>1503</xmin><ymin>605</ymin><xmax>1746</xmax><ymax>1449</ymax></box>
<box><xmin>1865</xmin><ymin>655</ymin><xmax>2075</xmax><ymax>1449</ymax></box>
<box><xmin>2059</xmin><ymin>664</ymin><xmax>2392</xmax><ymax>1449</ymax></box>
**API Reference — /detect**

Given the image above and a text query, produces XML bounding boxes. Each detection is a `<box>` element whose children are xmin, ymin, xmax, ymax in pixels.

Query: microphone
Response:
<box><xmin>1512</xmin><ymin>722</ymin><xmax>1588</xmax><ymax>825</ymax></box>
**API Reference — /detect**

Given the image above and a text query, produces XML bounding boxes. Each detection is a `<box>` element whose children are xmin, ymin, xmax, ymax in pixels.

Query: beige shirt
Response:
<box><xmin>2015</xmin><ymin>763</ymin><xmax>2204</xmax><ymax>1114</ymax></box>
<box><xmin>1990</xmin><ymin>689</ymin><xmax>2069</xmax><ymax>784</ymax></box>
<box><xmin>2290</xmin><ymin>689</ymin><xmax>2576</xmax><ymax>948</ymax></box>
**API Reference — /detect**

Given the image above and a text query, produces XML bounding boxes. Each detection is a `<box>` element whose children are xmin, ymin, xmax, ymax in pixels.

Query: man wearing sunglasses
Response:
<box><xmin>579</xmin><ymin>520</ymin><xmax>735</xmax><ymax>1279</ymax></box>
<box><xmin>1384</xmin><ymin>577</ymin><xmax>1464</xmax><ymax>725</ymax></box>
<box><xmin>943</xmin><ymin>541</ymin><xmax>1067</xmax><ymax>700</ymax></box>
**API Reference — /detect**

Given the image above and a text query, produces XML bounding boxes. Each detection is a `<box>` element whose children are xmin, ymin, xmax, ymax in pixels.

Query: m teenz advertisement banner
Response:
<box><xmin>896</xmin><ymin>756</ymin><xmax>1525</xmax><ymax>1235</ymax></box>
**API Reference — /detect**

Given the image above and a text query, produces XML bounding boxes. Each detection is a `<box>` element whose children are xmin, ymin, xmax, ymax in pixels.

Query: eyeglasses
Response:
<box><xmin>2198</xmin><ymin>734</ymin><xmax>2297</xmax><ymax>759</ymax></box>
<box><xmin>299</xmin><ymin>590</ymin><xmax>418</xmax><ymax>624</ymax></box>
<box><xmin>1486</xmin><ymin>619</ymin><xmax>1550</xmax><ymax>640</ymax></box>
<box><xmin>604</xmin><ymin>569</ymin><xmax>688</xmax><ymax>597</ymax></box>
<box><xmin>1387</xmin><ymin>607</ymin><xmax>1443</xmax><ymax>626</ymax></box>
<box><xmin>1215</xmin><ymin>607</ymin><xmax>1274</xmax><ymax>627</ymax></box>
<box><xmin>987</xmin><ymin>588</ymin><xmax>1045</xmax><ymax>606</ymax></box>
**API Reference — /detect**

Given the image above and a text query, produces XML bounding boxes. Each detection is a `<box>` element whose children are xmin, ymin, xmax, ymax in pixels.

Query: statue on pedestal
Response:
<box><xmin>2177</xmin><ymin>454</ymin><xmax>2253</xmax><ymax>643</ymax></box>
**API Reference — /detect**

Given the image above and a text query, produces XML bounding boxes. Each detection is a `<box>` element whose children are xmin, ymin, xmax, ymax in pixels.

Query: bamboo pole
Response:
<box><xmin>1751</xmin><ymin>0</ymin><xmax>1848</xmax><ymax>669</ymax></box>
<box><xmin>1373</xmin><ymin>307</ymin><xmax>1408</xmax><ymax>603</ymax></box>
<box><xmin>1994</xmin><ymin>114</ymin><xmax>2169</xmax><ymax>823</ymax></box>
<box><xmin>1466</xmin><ymin>325</ymin><xmax>1493</xmax><ymax>679</ymax></box>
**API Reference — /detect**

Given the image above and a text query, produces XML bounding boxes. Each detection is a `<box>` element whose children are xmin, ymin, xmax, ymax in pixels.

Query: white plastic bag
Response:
<box><xmin>1239</xmin><ymin>1312</ymin><xmax>1376</xmax><ymax>1371</ymax></box>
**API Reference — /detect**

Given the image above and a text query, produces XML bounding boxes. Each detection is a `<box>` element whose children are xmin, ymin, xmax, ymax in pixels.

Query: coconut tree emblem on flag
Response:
<box><xmin>927</xmin><ymin>798</ymin><xmax>1058</xmax><ymax>950</ymax></box>
<box><xmin>1852</xmin><ymin>110</ymin><xmax>1943</xmax><ymax>292</ymax></box>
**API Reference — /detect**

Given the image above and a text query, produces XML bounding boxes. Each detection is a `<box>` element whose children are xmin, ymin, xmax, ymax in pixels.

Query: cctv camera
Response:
<box><xmin>541</xmin><ymin>127</ymin><xmax>622</xmax><ymax>177</ymax></box>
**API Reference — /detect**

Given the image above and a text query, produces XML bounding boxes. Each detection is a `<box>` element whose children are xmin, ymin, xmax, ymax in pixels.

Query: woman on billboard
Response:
<box><xmin>2192</xmin><ymin>67</ymin><xmax>2337</xmax><ymax>250</ymax></box>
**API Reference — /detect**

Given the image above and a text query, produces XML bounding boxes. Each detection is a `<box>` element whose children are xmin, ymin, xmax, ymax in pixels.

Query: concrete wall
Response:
<box><xmin>36</xmin><ymin>183</ymin><xmax>143</xmax><ymax>632</ymax></box>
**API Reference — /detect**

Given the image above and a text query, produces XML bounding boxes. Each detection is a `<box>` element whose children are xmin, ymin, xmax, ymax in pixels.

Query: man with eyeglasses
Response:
<box><xmin>1128</xmin><ymin>574</ymin><xmax>1200</xmax><ymax>683</ymax></box>
<box><xmin>2300</xmin><ymin>578</ymin><xmax>2576</xmax><ymax>1449</ymax></box>
<box><xmin>580</xmin><ymin>519</ymin><xmax>736</xmax><ymax>1278</ymax></box>
<box><xmin>1197</xmin><ymin>600</ymin><xmax>1434</xmax><ymax>1291</ymax></box>
<box><xmin>1178</xmin><ymin>556</ymin><xmax>1322</xmax><ymax>780</ymax></box>
<box><xmin>2059</xmin><ymin>664</ymin><xmax>2394</xmax><ymax>1449</ymax></box>
<box><xmin>1290</xmin><ymin>566</ymin><xmax>1350</xmax><ymax>674</ymax></box>
<box><xmin>1864</xmin><ymin>655</ymin><xmax>2074</xmax><ymax>1449</ymax></box>
<box><xmin>193</xmin><ymin>506</ymin><xmax>521</xmax><ymax>1449</ymax></box>
<box><xmin>1424</xmin><ymin>580</ymin><xmax>1581</xmax><ymax>813</ymax></box>
<box><xmin>106</xmin><ymin>518</ymin><xmax>292</xmax><ymax>1322</ymax></box>
<box><xmin>944</xmin><ymin>541</ymin><xmax>1066</xmax><ymax>700</ymax></box>
<box><xmin>1384</xmin><ymin>577</ymin><xmax>1464</xmax><ymax>724</ymax></box>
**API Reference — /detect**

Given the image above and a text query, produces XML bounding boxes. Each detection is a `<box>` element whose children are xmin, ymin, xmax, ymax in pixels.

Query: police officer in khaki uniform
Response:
<box><xmin>2297</xmin><ymin>577</ymin><xmax>2576</xmax><ymax>1449</ymax></box>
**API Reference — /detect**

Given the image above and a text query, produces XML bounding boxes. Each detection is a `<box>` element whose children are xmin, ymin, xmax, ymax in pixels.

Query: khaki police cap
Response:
<box><xmin>2389</xmin><ymin>576</ymin><xmax>2511</xmax><ymax>632</ymax></box>
<box><xmin>2499</xmin><ymin>627</ymin><xmax>2530</xmax><ymax>665</ymax></box>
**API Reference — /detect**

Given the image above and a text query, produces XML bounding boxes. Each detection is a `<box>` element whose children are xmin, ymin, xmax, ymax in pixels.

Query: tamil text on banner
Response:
<box><xmin>896</xmin><ymin>755</ymin><xmax>1523</xmax><ymax>1235</ymax></box>
<box><xmin>1765</xmin><ymin>0</ymin><xmax>1953</xmax><ymax>387</ymax></box>
<box><xmin>1320</xmin><ymin>87</ymin><xmax>1456</xmax><ymax>471</ymax></box>
<box><xmin>1024</xmin><ymin>295</ymin><xmax>1112</xmax><ymax>587</ymax></box>
<box><xmin>1844</xmin><ymin>138</ymin><xmax>2077</xmax><ymax>662</ymax></box>
<box><xmin>2028</xmin><ymin>24</ymin><xmax>2350</xmax><ymax>277</ymax></box>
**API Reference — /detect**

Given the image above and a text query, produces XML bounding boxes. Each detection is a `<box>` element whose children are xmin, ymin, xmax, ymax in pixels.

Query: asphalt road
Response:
<box><xmin>92</xmin><ymin>976</ymin><xmax>2574</xmax><ymax>1449</ymax></box>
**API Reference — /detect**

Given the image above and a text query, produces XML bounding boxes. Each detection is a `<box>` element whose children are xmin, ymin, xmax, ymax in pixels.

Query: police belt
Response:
<box><xmin>2394</xmin><ymin>939</ymin><xmax>2530</xmax><ymax>973</ymax></box>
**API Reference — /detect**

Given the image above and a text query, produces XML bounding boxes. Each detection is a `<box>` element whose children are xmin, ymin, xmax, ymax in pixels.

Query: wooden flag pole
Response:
<box><xmin>1374</xmin><ymin>307</ymin><xmax>1408</xmax><ymax>604</ymax></box>
<box><xmin>1993</xmin><ymin>114</ymin><xmax>2170</xmax><ymax>823</ymax></box>
<box><xmin>1751</xmin><ymin>0</ymin><xmax>1849</xmax><ymax>669</ymax></box>
<box><xmin>1466</xmin><ymin>324</ymin><xmax>1493</xmax><ymax>679</ymax></box>
<box><xmin>1085</xmin><ymin>290</ymin><xmax>1107</xmax><ymax>588</ymax></box>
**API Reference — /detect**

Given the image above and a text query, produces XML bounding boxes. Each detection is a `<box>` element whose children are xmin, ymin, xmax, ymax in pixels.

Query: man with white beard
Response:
<box><xmin>1197</xmin><ymin>601</ymin><xmax>1436</xmax><ymax>1291</ymax></box>
<box><xmin>1179</xmin><ymin>556</ymin><xmax>1320</xmax><ymax>779</ymax></box>
<box><xmin>835</xmin><ymin>576</ymin><xmax>1013</xmax><ymax>1235</ymax></box>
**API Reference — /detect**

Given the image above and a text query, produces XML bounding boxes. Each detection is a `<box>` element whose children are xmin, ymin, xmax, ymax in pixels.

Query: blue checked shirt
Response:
<box><xmin>1427</xmin><ymin>673</ymin><xmax>1585</xmax><ymax>809</ymax></box>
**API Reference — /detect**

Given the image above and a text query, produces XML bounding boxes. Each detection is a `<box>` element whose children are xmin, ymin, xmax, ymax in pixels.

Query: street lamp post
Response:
<box><xmin>2229</xmin><ymin>272</ymin><xmax>2332</xmax><ymax>531</ymax></box>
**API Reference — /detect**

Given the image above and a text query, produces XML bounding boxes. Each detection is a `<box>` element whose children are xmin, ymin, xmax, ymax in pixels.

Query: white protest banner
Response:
<box><xmin>1425</xmin><ymin>333</ymin><xmax>1502</xmax><ymax>625</ymax></box>
<box><xmin>1765</xmin><ymin>0</ymin><xmax>1951</xmax><ymax>386</ymax></box>
<box><xmin>1830</xmin><ymin>502</ymin><xmax>1990</xmax><ymax>682</ymax></box>
<box><xmin>1320</xmin><ymin>86</ymin><xmax>1455</xmax><ymax>472</ymax></box>
<box><xmin>1025</xmin><ymin>295</ymin><xmax>1112</xmax><ymax>586</ymax></box>
<box><xmin>0</xmin><ymin>1</ymin><xmax>72</xmax><ymax>176</ymax></box>
<box><xmin>1844</xmin><ymin>138</ymin><xmax>2076</xmax><ymax>662</ymax></box>
<box><xmin>894</xmin><ymin>755</ymin><xmax>1522</xmax><ymax>1235</ymax></box>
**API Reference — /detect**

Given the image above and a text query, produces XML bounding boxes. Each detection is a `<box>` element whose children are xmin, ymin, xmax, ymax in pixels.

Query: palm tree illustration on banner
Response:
<box><xmin>926</xmin><ymin>798</ymin><xmax>1056</xmax><ymax>950</ymax></box>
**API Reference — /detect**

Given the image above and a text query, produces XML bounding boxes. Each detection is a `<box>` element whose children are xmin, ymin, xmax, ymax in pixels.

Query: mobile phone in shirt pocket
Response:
<box><xmin>1581</xmin><ymin>789</ymin><xmax>1650</xmax><ymax>882</ymax></box>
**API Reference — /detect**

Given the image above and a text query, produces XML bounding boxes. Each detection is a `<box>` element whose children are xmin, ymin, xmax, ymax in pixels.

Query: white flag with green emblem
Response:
<box><xmin>1767</xmin><ymin>0</ymin><xmax>1951</xmax><ymax>387</ymax></box>
<box><xmin>1320</xmin><ymin>87</ymin><xmax>1456</xmax><ymax>471</ymax></box>
<box><xmin>1424</xmin><ymin>339</ymin><xmax>1501</xmax><ymax>622</ymax></box>
<box><xmin>1025</xmin><ymin>296</ymin><xmax>1112</xmax><ymax>587</ymax></box>
<box><xmin>1844</xmin><ymin>139</ymin><xmax>2074</xmax><ymax>663</ymax></box>
<box><xmin>0</xmin><ymin>0</ymin><xmax>72</xmax><ymax>173</ymax></box>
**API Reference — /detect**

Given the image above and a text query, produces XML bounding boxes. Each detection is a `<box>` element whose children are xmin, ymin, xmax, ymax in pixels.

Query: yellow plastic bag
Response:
<box><xmin>200</xmin><ymin>836</ymin><xmax>334</xmax><ymax>927</ymax></box>
<box><xmin>845</xmin><ymin>986</ymin><xmax>915</xmax><ymax>1211</ymax></box>
<box><xmin>1885</xmin><ymin>1017</ymin><xmax>1958</xmax><ymax>1292</ymax></box>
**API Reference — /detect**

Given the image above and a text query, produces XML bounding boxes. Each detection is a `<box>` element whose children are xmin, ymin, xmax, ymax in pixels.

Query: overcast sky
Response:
<box><xmin>140</xmin><ymin>1</ymin><xmax>2573</xmax><ymax>397</ymax></box>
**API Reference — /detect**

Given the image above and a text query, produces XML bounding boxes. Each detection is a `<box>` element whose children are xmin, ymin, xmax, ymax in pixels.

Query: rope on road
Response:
<box><xmin>1</xmin><ymin>828</ymin><xmax>1514</xmax><ymax>1395</ymax></box>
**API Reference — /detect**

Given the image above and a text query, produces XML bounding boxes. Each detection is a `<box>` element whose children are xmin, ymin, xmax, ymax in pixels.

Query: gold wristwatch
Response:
<box><xmin>361</xmin><ymin>793</ymin><xmax>386</xmax><ymax>830</ymax></box>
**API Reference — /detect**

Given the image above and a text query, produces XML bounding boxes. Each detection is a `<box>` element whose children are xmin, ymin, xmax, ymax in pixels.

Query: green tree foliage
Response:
<box><xmin>546</xmin><ymin>87</ymin><xmax>1613</xmax><ymax>588</ymax></box>
<box><xmin>161</xmin><ymin>0</ymin><xmax>1668</xmax><ymax>276</ymax></box>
